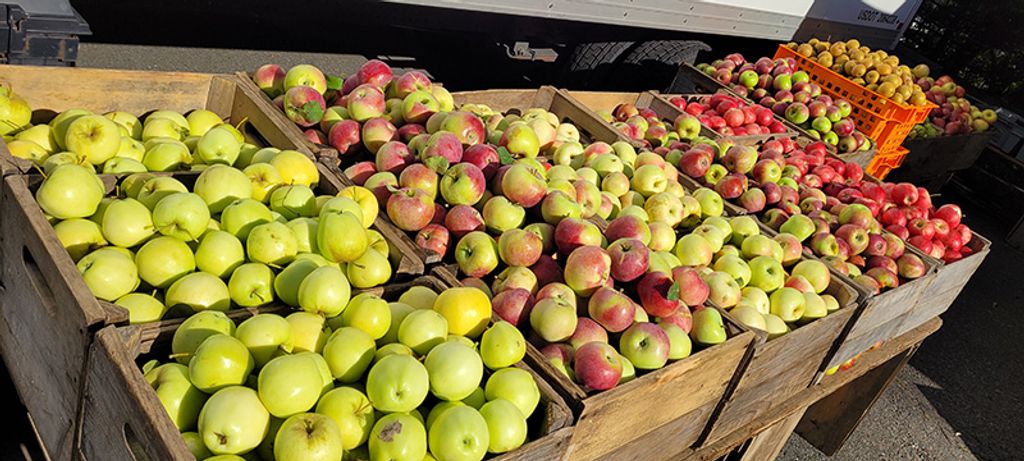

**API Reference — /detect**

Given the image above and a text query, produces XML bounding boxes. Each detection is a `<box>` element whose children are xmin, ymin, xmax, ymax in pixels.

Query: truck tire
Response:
<box><xmin>560</xmin><ymin>41</ymin><xmax>635</xmax><ymax>89</ymax></box>
<box><xmin>613</xmin><ymin>40</ymin><xmax>711</xmax><ymax>91</ymax></box>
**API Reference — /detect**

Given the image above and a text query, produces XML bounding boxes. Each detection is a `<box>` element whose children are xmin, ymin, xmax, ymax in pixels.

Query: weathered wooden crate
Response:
<box><xmin>820</xmin><ymin>243</ymin><xmax>940</xmax><ymax>371</ymax></box>
<box><xmin>0</xmin><ymin>65</ymin><xmax>309</xmax><ymax>176</ymax></box>
<box><xmin>432</xmin><ymin>262</ymin><xmax>757</xmax><ymax>461</ymax></box>
<box><xmin>889</xmin><ymin>131</ymin><xmax>992</xmax><ymax>185</ymax></box>
<box><xmin>892</xmin><ymin>232</ymin><xmax>990</xmax><ymax>339</ymax></box>
<box><xmin>78</xmin><ymin>276</ymin><xmax>575</xmax><ymax>460</ymax></box>
<box><xmin>451</xmin><ymin>87</ymin><xmax>634</xmax><ymax>147</ymax></box>
<box><xmin>0</xmin><ymin>160</ymin><xmax>424</xmax><ymax>460</ymax></box>
<box><xmin>527</xmin><ymin>312</ymin><xmax>755</xmax><ymax>460</ymax></box>
<box><xmin>699</xmin><ymin>277</ymin><xmax>861</xmax><ymax>446</ymax></box>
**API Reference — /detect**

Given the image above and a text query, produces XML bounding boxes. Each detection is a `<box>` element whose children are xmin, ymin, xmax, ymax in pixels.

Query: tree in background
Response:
<box><xmin>903</xmin><ymin>0</ymin><xmax>1024</xmax><ymax>111</ymax></box>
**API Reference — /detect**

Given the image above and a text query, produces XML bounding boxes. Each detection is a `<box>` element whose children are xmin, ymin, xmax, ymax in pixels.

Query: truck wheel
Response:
<box><xmin>613</xmin><ymin>40</ymin><xmax>711</xmax><ymax>91</ymax></box>
<box><xmin>561</xmin><ymin>41</ymin><xmax>635</xmax><ymax>89</ymax></box>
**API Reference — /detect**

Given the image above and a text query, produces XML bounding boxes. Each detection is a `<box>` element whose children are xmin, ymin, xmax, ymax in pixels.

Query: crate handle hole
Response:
<box><xmin>21</xmin><ymin>246</ymin><xmax>59</xmax><ymax>319</ymax></box>
<box><xmin>122</xmin><ymin>423</ymin><xmax>150</xmax><ymax>461</ymax></box>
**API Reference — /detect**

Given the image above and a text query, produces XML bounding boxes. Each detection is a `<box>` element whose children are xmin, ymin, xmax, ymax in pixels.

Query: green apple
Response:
<box><xmin>99</xmin><ymin>198</ymin><xmax>154</xmax><ymax>247</ymax></box>
<box><xmin>484</xmin><ymin>368</ymin><xmax>539</xmax><ymax>418</ymax></box>
<box><xmin>115</xmin><ymin>292</ymin><xmax>167</xmax><ymax>324</ymax></box>
<box><xmin>424</xmin><ymin>341</ymin><xmax>483</xmax><ymax>401</ymax></box>
<box><xmin>287</xmin><ymin>311</ymin><xmax>331</xmax><ymax>354</ymax></box>
<box><xmin>398</xmin><ymin>286</ymin><xmax>438</xmax><ymax>311</ymax></box>
<box><xmin>316</xmin><ymin>386</ymin><xmax>376</xmax><ymax>450</ymax></box>
<box><xmin>166</xmin><ymin>272</ymin><xmax>231</xmax><ymax>312</ymax></box>
<box><xmin>65</xmin><ymin>114</ymin><xmax>122</xmax><ymax>165</ymax></box>
<box><xmin>235</xmin><ymin>313</ymin><xmax>292</xmax><ymax>368</ymax></box>
<box><xmin>274</xmin><ymin>258</ymin><xmax>322</xmax><ymax>307</ymax></box>
<box><xmin>426</xmin><ymin>401</ymin><xmax>464</xmax><ymax>430</ymax></box>
<box><xmin>381</xmin><ymin>302</ymin><xmax>416</xmax><ymax>345</ymax></box>
<box><xmin>172</xmin><ymin>310</ymin><xmax>235</xmax><ymax>364</ymax></box>
<box><xmin>375</xmin><ymin>343</ymin><xmax>414</xmax><ymax>363</ymax></box>
<box><xmin>195</xmin><ymin>126</ymin><xmax>241</xmax><ymax>165</ymax></box>
<box><xmin>346</xmin><ymin>248</ymin><xmax>391</xmax><ymax>289</ymax></box>
<box><xmin>658</xmin><ymin>321</ymin><xmax>692</xmax><ymax>360</ymax></box>
<box><xmin>428</xmin><ymin>405</ymin><xmax>489</xmax><ymax>461</ymax></box>
<box><xmin>228</xmin><ymin>262</ymin><xmax>275</xmax><ymax>307</ymax></box>
<box><xmin>691</xmin><ymin>307</ymin><xmax>727</xmax><ymax>346</ymax></box>
<box><xmin>198</xmin><ymin>386</ymin><xmax>270</xmax><ymax>455</ymax></box>
<box><xmin>368</xmin><ymin>412</ymin><xmax>427</xmax><ymax>461</ymax></box>
<box><xmin>479</xmin><ymin>399</ymin><xmax>527</xmax><ymax>454</ymax></box>
<box><xmin>270</xmin><ymin>185</ymin><xmax>317</xmax><ymax>220</ymax></box>
<box><xmin>250</xmin><ymin>147</ymin><xmax>281</xmax><ymax>165</ymax></box>
<box><xmin>339</xmin><ymin>293</ymin><xmax>391</xmax><ymax>340</ymax></box>
<box><xmin>53</xmin><ymin>218</ymin><xmax>107</xmax><ymax>261</ymax></box>
<box><xmin>273</xmin><ymin>413</ymin><xmax>344</xmax><ymax>461</ymax></box>
<box><xmin>142</xmin><ymin>141</ymin><xmax>192</xmax><ymax>171</ymax></box>
<box><xmin>258</xmin><ymin>354</ymin><xmax>325</xmax><ymax>418</ymax></box>
<box><xmin>195</xmin><ymin>165</ymin><xmax>254</xmax><ymax>213</ymax></box>
<box><xmin>244</xmin><ymin>163</ymin><xmax>283</xmax><ymax>203</ymax></box>
<box><xmin>801</xmin><ymin>292</ymin><xmax>828</xmax><ymax>322</ymax></box>
<box><xmin>195</xmin><ymin>230</ymin><xmax>245</xmax><ymax>278</ymax></box>
<box><xmin>15</xmin><ymin>124</ymin><xmax>58</xmax><ymax>153</ymax></box>
<box><xmin>287</xmin><ymin>218</ymin><xmax>319</xmax><ymax>253</ymax></box>
<box><xmin>747</xmin><ymin>256</ymin><xmax>786</xmax><ymax>293</ymax></box>
<box><xmin>101</xmin><ymin>157</ymin><xmax>146</xmax><ymax>174</ymax></box>
<box><xmin>50</xmin><ymin>109</ymin><xmax>92</xmax><ymax>149</ymax></box>
<box><xmin>398</xmin><ymin>309</ymin><xmax>448</xmax><ymax>355</ymax></box>
<box><xmin>188</xmin><ymin>334</ymin><xmax>254</xmax><ymax>393</ymax></box>
<box><xmin>730</xmin><ymin>305</ymin><xmax>768</xmax><ymax>331</ymax></box>
<box><xmin>115</xmin><ymin>136</ymin><xmax>146</xmax><ymax>161</ymax></box>
<box><xmin>76</xmin><ymin>247</ymin><xmax>139</xmax><ymax>301</ymax></box>
<box><xmin>145</xmin><ymin>362</ymin><xmax>208</xmax><ymax>431</ymax></box>
<box><xmin>763</xmin><ymin>313</ymin><xmax>789</xmax><ymax>339</ymax></box>
<box><xmin>481</xmin><ymin>196</ymin><xmax>525</xmax><ymax>233</ymax></box>
<box><xmin>366</xmin><ymin>355</ymin><xmax>430</xmax><ymax>413</ymax></box>
<box><xmin>136</xmin><ymin>176</ymin><xmax>188</xmax><ymax>210</ymax></box>
<box><xmin>479</xmin><ymin>321</ymin><xmax>525</xmax><ymax>370</ymax></box>
<box><xmin>298</xmin><ymin>265</ymin><xmax>352</xmax><ymax>317</ymax></box>
<box><xmin>185</xmin><ymin>109</ymin><xmax>223</xmax><ymax>136</ymax></box>
<box><xmin>181</xmin><ymin>431</ymin><xmax>213</xmax><ymax>459</ymax></box>
<box><xmin>318</xmin><ymin>211</ymin><xmax>369</xmax><ymax>263</ymax></box>
<box><xmin>318</xmin><ymin>196</ymin><xmax>364</xmax><ymax>224</ymax></box>
<box><xmin>740</xmin><ymin>286</ymin><xmax>771</xmax><ymax>315</ymax></box>
<box><xmin>151</xmin><ymin>192</ymin><xmax>210</xmax><ymax>241</ymax></box>
<box><xmin>713</xmin><ymin>254</ymin><xmax>752</xmax><ymax>288</ymax></box>
<box><xmin>247</xmin><ymin>221</ymin><xmax>299</xmax><ymax>265</ymax></box>
<box><xmin>324</xmin><ymin>327</ymin><xmax>376</xmax><ymax>383</ymax></box>
<box><xmin>221</xmin><ymin>198</ymin><xmax>274</xmax><ymax>241</ymax></box>
<box><xmin>770</xmin><ymin>287</ymin><xmax>806</xmax><ymax>322</ymax></box>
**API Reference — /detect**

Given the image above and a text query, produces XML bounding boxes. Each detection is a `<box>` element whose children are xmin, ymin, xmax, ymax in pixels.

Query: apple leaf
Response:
<box><xmin>327</xmin><ymin>75</ymin><xmax>344</xmax><ymax>91</ymax></box>
<box><xmin>141</xmin><ymin>359</ymin><xmax>160</xmax><ymax>375</ymax></box>
<box><xmin>497</xmin><ymin>147</ymin><xmax>515</xmax><ymax>165</ymax></box>
<box><xmin>423</xmin><ymin>156</ymin><xmax>450</xmax><ymax>174</ymax></box>
<box><xmin>303</xmin><ymin>102</ymin><xmax>325</xmax><ymax>123</ymax></box>
<box><xmin>667</xmin><ymin>282</ymin><xmax>681</xmax><ymax>301</ymax></box>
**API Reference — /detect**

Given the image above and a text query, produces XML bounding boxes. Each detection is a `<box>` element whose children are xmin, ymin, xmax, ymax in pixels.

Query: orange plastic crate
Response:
<box><xmin>774</xmin><ymin>45</ymin><xmax>935</xmax><ymax>154</ymax></box>
<box><xmin>866</xmin><ymin>146</ymin><xmax>909</xmax><ymax>179</ymax></box>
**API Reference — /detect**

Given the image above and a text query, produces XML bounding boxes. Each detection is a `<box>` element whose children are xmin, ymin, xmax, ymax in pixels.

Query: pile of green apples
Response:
<box><xmin>39</xmin><ymin>153</ymin><xmax>394</xmax><ymax>324</ymax></box>
<box><xmin>146</xmin><ymin>284</ymin><xmax>548</xmax><ymax>460</ymax></box>
<box><xmin>7</xmin><ymin>100</ymin><xmax>264</xmax><ymax>174</ymax></box>
<box><xmin>673</xmin><ymin>214</ymin><xmax>843</xmax><ymax>336</ymax></box>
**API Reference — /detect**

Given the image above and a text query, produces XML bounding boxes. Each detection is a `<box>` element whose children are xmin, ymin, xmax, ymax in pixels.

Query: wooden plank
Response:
<box><xmin>583</xmin><ymin>400</ymin><xmax>721</xmax><ymax>461</ymax></box>
<box><xmin>79</xmin><ymin>276</ymin><xmax>574</xmax><ymax>461</ymax></box>
<box><xmin>739</xmin><ymin>407</ymin><xmax>807</xmax><ymax>461</ymax></box>
<box><xmin>796</xmin><ymin>344</ymin><xmax>920</xmax><ymax>456</ymax></box>
<box><xmin>690</xmin><ymin>317</ymin><xmax>941</xmax><ymax>461</ymax></box>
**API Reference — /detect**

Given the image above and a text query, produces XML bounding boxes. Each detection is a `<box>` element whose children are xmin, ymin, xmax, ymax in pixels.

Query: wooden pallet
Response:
<box><xmin>699</xmin><ymin>276</ymin><xmax>861</xmax><ymax>446</ymax></box>
<box><xmin>78</xmin><ymin>275</ymin><xmax>575</xmax><ymax>460</ymax></box>
<box><xmin>0</xmin><ymin>65</ymin><xmax>310</xmax><ymax>176</ymax></box>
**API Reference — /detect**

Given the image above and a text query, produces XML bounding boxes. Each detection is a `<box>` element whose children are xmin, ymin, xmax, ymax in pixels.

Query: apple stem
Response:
<box><xmin>168</xmin><ymin>352</ymin><xmax>191</xmax><ymax>360</ymax></box>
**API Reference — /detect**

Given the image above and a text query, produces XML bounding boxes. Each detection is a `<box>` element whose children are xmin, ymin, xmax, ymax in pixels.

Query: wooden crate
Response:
<box><xmin>891</xmin><ymin>232</ymin><xmax>990</xmax><ymax>339</ymax></box>
<box><xmin>0</xmin><ymin>65</ymin><xmax>309</xmax><ymax>176</ymax></box>
<box><xmin>78</xmin><ymin>276</ymin><xmax>575</xmax><ymax>460</ymax></box>
<box><xmin>890</xmin><ymin>131</ymin><xmax>992</xmax><ymax>183</ymax></box>
<box><xmin>0</xmin><ymin>161</ymin><xmax>425</xmax><ymax>459</ymax></box>
<box><xmin>451</xmin><ymin>87</ymin><xmax>633</xmax><ymax>147</ymax></box>
<box><xmin>699</xmin><ymin>277</ymin><xmax>861</xmax><ymax>446</ymax></box>
<box><xmin>522</xmin><ymin>310</ymin><xmax>755</xmax><ymax>461</ymax></box>
<box><xmin>820</xmin><ymin>244</ymin><xmax>940</xmax><ymax>371</ymax></box>
<box><xmin>432</xmin><ymin>262</ymin><xmax>757</xmax><ymax>461</ymax></box>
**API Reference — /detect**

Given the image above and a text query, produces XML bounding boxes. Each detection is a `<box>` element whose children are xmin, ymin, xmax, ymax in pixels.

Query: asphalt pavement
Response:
<box><xmin>38</xmin><ymin>43</ymin><xmax>1024</xmax><ymax>460</ymax></box>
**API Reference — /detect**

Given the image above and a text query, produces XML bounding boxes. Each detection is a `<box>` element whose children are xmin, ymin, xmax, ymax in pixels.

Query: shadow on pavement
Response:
<box><xmin>908</xmin><ymin>185</ymin><xmax>1024</xmax><ymax>460</ymax></box>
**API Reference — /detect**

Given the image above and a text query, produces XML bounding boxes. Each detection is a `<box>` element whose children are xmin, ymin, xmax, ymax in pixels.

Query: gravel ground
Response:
<box><xmin>6</xmin><ymin>42</ymin><xmax>1018</xmax><ymax>460</ymax></box>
